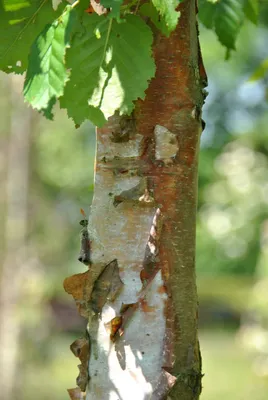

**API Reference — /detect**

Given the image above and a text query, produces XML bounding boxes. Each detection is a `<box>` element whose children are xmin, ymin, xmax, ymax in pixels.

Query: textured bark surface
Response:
<box><xmin>67</xmin><ymin>1</ymin><xmax>207</xmax><ymax>399</ymax></box>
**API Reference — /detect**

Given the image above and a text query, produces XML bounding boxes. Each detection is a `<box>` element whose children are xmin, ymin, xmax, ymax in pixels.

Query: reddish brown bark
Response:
<box><xmin>134</xmin><ymin>1</ymin><xmax>206</xmax><ymax>398</ymax></box>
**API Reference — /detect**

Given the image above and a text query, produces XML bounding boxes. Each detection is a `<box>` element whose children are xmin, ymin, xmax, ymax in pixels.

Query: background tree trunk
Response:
<box><xmin>83</xmin><ymin>1</ymin><xmax>206</xmax><ymax>399</ymax></box>
<box><xmin>0</xmin><ymin>75</ymin><xmax>33</xmax><ymax>399</ymax></box>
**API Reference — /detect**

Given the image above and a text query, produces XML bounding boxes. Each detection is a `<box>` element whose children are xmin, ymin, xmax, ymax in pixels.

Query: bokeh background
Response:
<box><xmin>1</xmin><ymin>8</ymin><xmax>268</xmax><ymax>400</ymax></box>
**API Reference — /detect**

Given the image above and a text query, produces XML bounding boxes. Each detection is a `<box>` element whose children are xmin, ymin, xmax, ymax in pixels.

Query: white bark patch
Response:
<box><xmin>86</xmin><ymin>131</ymin><xmax>168</xmax><ymax>399</ymax></box>
<box><xmin>154</xmin><ymin>125</ymin><xmax>179</xmax><ymax>165</ymax></box>
<box><xmin>98</xmin><ymin>134</ymin><xmax>144</xmax><ymax>160</ymax></box>
<box><xmin>148</xmin><ymin>208</ymin><xmax>162</xmax><ymax>258</ymax></box>
<box><xmin>113</xmin><ymin>178</ymin><xmax>155</xmax><ymax>207</ymax></box>
<box><xmin>87</xmin><ymin>271</ymin><xmax>167</xmax><ymax>400</ymax></box>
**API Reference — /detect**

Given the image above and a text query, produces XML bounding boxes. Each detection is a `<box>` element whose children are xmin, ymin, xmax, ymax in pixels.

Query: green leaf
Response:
<box><xmin>0</xmin><ymin>0</ymin><xmax>67</xmax><ymax>74</ymax></box>
<box><xmin>198</xmin><ymin>0</ymin><xmax>244</xmax><ymax>52</ymax></box>
<box><xmin>60</xmin><ymin>13</ymin><xmax>155</xmax><ymax>127</ymax></box>
<box><xmin>151</xmin><ymin>0</ymin><xmax>181</xmax><ymax>35</ymax></box>
<box><xmin>140</xmin><ymin>3</ymin><xmax>170</xmax><ymax>37</ymax></box>
<box><xmin>198</xmin><ymin>0</ymin><xmax>216</xmax><ymax>29</ymax></box>
<box><xmin>214</xmin><ymin>0</ymin><xmax>244</xmax><ymax>50</ymax></box>
<box><xmin>23</xmin><ymin>5</ymin><xmax>75</xmax><ymax>119</ymax></box>
<box><xmin>243</xmin><ymin>0</ymin><xmax>259</xmax><ymax>25</ymax></box>
<box><xmin>249</xmin><ymin>58</ymin><xmax>268</xmax><ymax>82</ymax></box>
<box><xmin>100</xmin><ymin>0</ymin><xmax>123</xmax><ymax>19</ymax></box>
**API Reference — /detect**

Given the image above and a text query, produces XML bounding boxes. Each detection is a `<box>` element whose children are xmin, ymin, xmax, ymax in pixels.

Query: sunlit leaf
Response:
<box><xmin>151</xmin><ymin>0</ymin><xmax>181</xmax><ymax>36</ymax></box>
<box><xmin>24</xmin><ymin>5</ymin><xmax>76</xmax><ymax>118</ymax></box>
<box><xmin>60</xmin><ymin>13</ymin><xmax>155</xmax><ymax>126</ymax></box>
<box><xmin>0</xmin><ymin>0</ymin><xmax>67</xmax><ymax>73</ymax></box>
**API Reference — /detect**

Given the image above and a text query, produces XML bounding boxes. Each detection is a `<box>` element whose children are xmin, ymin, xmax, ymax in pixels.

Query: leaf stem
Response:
<box><xmin>134</xmin><ymin>0</ymin><xmax>141</xmax><ymax>14</ymax></box>
<box><xmin>71</xmin><ymin>0</ymin><xmax>80</xmax><ymax>8</ymax></box>
<box><xmin>101</xmin><ymin>18</ymin><xmax>113</xmax><ymax>66</ymax></box>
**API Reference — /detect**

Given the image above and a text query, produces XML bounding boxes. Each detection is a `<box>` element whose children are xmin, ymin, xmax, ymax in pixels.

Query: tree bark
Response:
<box><xmin>66</xmin><ymin>1</ymin><xmax>207</xmax><ymax>399</ymax></box>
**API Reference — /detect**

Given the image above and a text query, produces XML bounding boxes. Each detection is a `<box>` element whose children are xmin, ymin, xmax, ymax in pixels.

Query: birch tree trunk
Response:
<box><xmin>66</xmin><ymin>1</ymin><xmax>207</xmax><ymax>399</ymax></box>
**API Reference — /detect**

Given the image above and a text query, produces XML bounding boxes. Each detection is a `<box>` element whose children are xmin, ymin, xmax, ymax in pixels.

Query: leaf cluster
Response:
<box><xmin>198</xmin><ymin>0</ymin><xmax>259</xmax><ymax>58</ymax></box>
<box><xmin>0</xmin><ymin>0</ymin><xmax>182</xmax><ymax>126</ymax></box>
<box><xmin>0</xmin><ymin>0</ymin><xmax>260</xmax><ymax>126</ymax></box>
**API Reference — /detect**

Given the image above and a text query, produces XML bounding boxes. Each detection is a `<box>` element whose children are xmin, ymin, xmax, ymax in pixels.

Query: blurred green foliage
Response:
<box><xmin>197</xmin><ymin>11</ymin><xmax>268</xmax><ymax>278</ymax></box>
<box><xmin>201</xmin><ymin>329</ymin><xmax>268</xmax><ymax>400</ymax></box>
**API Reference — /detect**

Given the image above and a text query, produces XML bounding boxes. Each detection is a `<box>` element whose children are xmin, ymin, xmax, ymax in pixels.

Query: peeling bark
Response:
<box><xmin>68</xmin><ymin>387</ymin><xmax>86</xmax><ymax>400</ymax></box>
<box><xmin>65</xmin><ymin>0</ymin><xmax>206</xmax><ymax>398</ymax></box>
<box><xmin>70</xmin><ymin>336</ymin><xmax>91</xmax><ymax>391</ymax></box>
<box><xmin>78</xmin><ymin>215</ymin><xmax>92</xmax><ymax>266</ymax></box>
<box><xmin>90</xmin><ymin>259</ymin><xmax>124</xmax><ymax>314</ymax></box>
